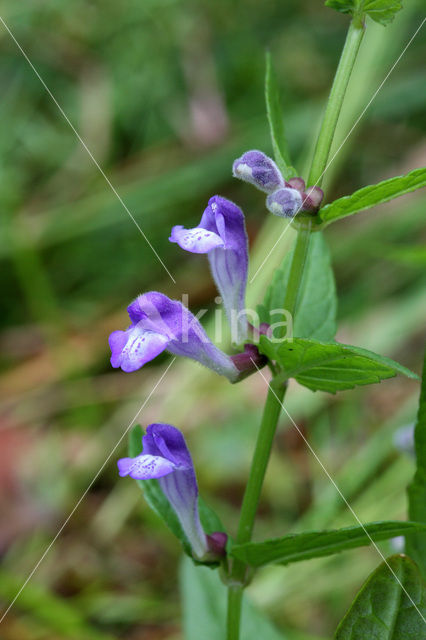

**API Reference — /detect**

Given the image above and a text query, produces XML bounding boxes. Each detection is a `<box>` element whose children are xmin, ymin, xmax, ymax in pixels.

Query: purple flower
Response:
<box><xmin>118</xmin><ymin>423</ymin><xmax>208</xmax><ymax>558</ymax></box>
<box><xmin>109</xmin><ymin>292</ymin><xmax>238</xmax><ymax>381</ymax></box>
<box><xmin>169</xmin><ymin>196</ymin><xmax>249</xmax><ymax>343</ymax></box>
<box><xmin>266</xmin><ymin>187</ymin><xmax>303</xmax><ymax>218</ymax></box>
<box><xmin>232</xmin><ymin>150</ymin><xmax>284</xmax><ymax>194</ymax></box>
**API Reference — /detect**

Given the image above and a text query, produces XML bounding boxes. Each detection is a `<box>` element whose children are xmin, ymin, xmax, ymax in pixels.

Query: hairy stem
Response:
<box><xmin>307</xmin><ymin>20</ymin><xmax>365</xmax><ymax>187</ymax></box>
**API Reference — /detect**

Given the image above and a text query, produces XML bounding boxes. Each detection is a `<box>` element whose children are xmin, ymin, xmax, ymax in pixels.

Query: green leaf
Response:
<box><xmin>128</xmin><ymin>425</ymin><xmax>225</xmax><ymax>558</ymax></box>
<box><xmin>334</xmin><ymin>554</ymin><xmax>426</xmax><ymax>639</ymax></box>
<box><xmin>259</xmin><ymin>337</ymin><xmax>418</xmax><ymax>393</ymax></box>
<box><xmin>319</xmin><ymin>167</ymin><xmax>426</xmax><ymax>226</ymax></box>
<box><xmin>199</xmin><ymin>497</ymin><xmax>226</xmax><ymax>536</ymax></box>
<box><xmin>265</xmin><ymin>52</ymin><xmax>297</xmax><ymax>180</ymax></box>
<box><xmin>230</xmin><ymin>522</ymin><xmax>426</xmax><ymax>568</ymax></box>
<box><xmin>406</xmin><ymin>349</ymin><xmax>426</xmax><ymax>579</ymax></box>
<box><xmin>180</xmin><ymin>556</ymin><xmax>288</xmax><ymax>640</ymax></box>
<box><xmin>325</xmin><ymin>0</ymin><xmax>403</xmax><ymax>25</ymax></box>
<box><xmin>258</xmin><ymin>232</ymin><xmax>337</xmax><ymax>341</ymax></box>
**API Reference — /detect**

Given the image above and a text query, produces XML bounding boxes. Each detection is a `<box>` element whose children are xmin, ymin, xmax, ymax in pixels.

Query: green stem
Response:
<box><xmin>282</xmin><ymin>221</ymin><xmax>312</xmax><ymax>321</ymax></box>
<box><xmin>307</xmin><ymin>20</ymin><xmax>365</xmax><ymax>187</ymax></box>
<box><xmin>226</xmin><ymin>586</ymin><xmax>243</xmax><ymax>640</ymax></box>
<box><xmin>226</xmin><ymin>382</ymin><xmax>285</xmax><ymax>639</ymax></box>
<box><xmin>235</xmin><ymin>383</ymin><xmax>286</xmax><ymax>546</ymax></box>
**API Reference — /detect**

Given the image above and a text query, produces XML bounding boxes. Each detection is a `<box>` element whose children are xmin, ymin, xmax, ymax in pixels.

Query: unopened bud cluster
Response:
<box><xmin>233</xmin><ymin>150</ymin><xmax>324</xmax><ymax>218</ymax></box>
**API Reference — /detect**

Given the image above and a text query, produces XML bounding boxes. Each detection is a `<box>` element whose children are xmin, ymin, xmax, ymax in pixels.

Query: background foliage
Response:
<box><xmin>0</xmin><ymin>0</ymin><xmax>425</xmax><ymax>638</ymax></box>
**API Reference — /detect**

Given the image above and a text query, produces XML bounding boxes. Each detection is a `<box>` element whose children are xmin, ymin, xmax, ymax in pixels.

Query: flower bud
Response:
<box><xmin>206</xmin><ymin>532</ymin><xmax>228</xmax><ymax>558</ymax></box>
<box><xmin>301</xmin><ymin>185</ymin><xmax>324</xmax><ymax>212</ymax></box>
<box><xmin>287</xmin><ymin>177</ymin><xmax>306</xmax><ymax>192</ymax></box>
<box><xmin>285</xmin><ymin>177</ymin><xmax>324</xmax><ymax>213</ymax></box>
<box><xmin>230</xmin><ymin>343</ymin><xmax>267</xmax><ymax>380</ymax></box>
<box><xmin>232</xmin><ymin>150</ymin><xmax>284</xmax><ymax>194</ymax></box>
<box><xmin>266</xmin><ymin>187</ymin><xmax>303</xmax><ymax>218</ymax></box>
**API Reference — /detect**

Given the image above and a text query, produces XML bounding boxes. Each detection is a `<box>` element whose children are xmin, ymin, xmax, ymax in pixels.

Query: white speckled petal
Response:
<box><xmin>117</xmin><ymin>454</ymin><xmax>176</xmax><ymax>479</ymax></box>
<box><xmin>169</xmin><ymin>225</ymin><xmax>224</xmax><ymax>254</ymax></box>
<box><xmin>110</xmin><ymin>326</ymin><xmax>169</xmax><ymax>372</ymax></box>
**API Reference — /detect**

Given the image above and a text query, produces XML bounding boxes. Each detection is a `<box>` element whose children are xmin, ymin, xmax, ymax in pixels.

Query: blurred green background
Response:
<box><xmin>0</xmin><ymin>1</ymin><xmax>425</xmax><ymax>638</ymax></box>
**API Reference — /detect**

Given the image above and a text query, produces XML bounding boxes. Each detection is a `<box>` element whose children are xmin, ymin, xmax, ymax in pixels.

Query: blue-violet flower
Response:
<box><xmin>109</xmin><ymin>291</ymin><xmax>238</xmax><ymax>381</ymax></box>
<box><xmin>169</xmin><ymin>196</ymin><xmax>248</xmax><ymax>344</ymax></box>
<box><xmin>118</xmin><ymin>423</ymin><xmax>208</xmax><ymax>558</ymax></box>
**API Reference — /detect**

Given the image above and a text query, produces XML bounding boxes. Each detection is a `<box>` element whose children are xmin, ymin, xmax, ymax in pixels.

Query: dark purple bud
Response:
<box><xmin>232</xmin><ymin>150</ymin><xmax>284</xmax><ymax>194</ymax></box>
<box><xmin>301</xmin><ymin>185</ymin><xmax>324</xmax><ymax>212</ymax></box>
<box><xmin>206</xmin><ymin>531</ymin><xmax>228</xmax><ymax>558</ymax></box>
<box><xmin>287</xmin><ymin>177</ymin><xmax>305</xmax><ymax>192</ymax></box>
<box><xmin>266</xmin><ymin>187</ymin><xmax>302</xmax><ymax>218</ymax></box>
<box><xmin>230</xmin><ymin>343</ymin><xmax>267</xmax><ymax>380</ymax></box>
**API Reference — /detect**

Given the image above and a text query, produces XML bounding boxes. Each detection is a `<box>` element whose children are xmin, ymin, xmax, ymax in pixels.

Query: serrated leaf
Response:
<box><xmin>128</xmin><ymin>425</ymin><xmax>224</xmax><ymax>558</ymax></box>
<box><xmin>325</xmin><ymin>0</ymin><xmax>403</xmax><ymax>25</ymax></box>
<box><xmin>259</xmin><ymin>337</ymin><xmax>418</xmax><ymax>393</ymax></box>
<box><xmin>230</xmin><ymin>522</ymin><xmax>426</xmax><ymax>568</ymax></box>
<box><xmin>362</xmin><ymin>0</ymin><xmax>403</xmax><ymax>25</ymax></box>
<box><xmin>258</xmin><ymin>232</ymin><xmax>337</xmax><ymax>341</ymax></box>
<box><xmin>334</xmin><ymin>554</ymin><xmax>426</xmax><ymax>639</ymax></box>
<box><xmin>406</xmin><ymin>349</ymin><xmax>426</xmax><ymax>579</ymax></box>
<box><xmin>180</xmin><ymin>556</ymin><xmax>287</xmax><ymax>640</ymax></box>
<box><xmin>325</xmin><ymin>0</ymin><xmax>357</xmax><ymax>15</ymax></box>
<box><xmin>265</xmin><ymin>52</ymin><xmax>297</xmax><ymax>180</ymax></box>
<box><xmin>319</xmin><ymin>167</ymin><xmax>426</xmax><ymax>226</ymax></box>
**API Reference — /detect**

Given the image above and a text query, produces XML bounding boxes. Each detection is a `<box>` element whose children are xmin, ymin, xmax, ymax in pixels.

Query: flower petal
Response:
<box><xmin>117</xmin><ymin>454</ymin><xmax>176</xmax><ymax>479</ymax></box>
<box><xmin>169</xmin><ymin>225</ymin><xmax>224</xmax><ymax>253</ymax></box>
<box><xmin>165</xmin><ymin>302</ymin><xmax>239</xmax><ymax>381</ymax></box>
<box><xmin>109</xmin><ymin>330</ymin><xmax>130</xmax><ymax>363</ymax></box>
<box><xmin>109</xmin><ymin>326</ymin><xmax>169</xmax><ymax>372</ymax></box>
<box><xmin>143</xmin><ymin>423</ymin><xmax>193</xmax><ymax>469</ymax></box>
